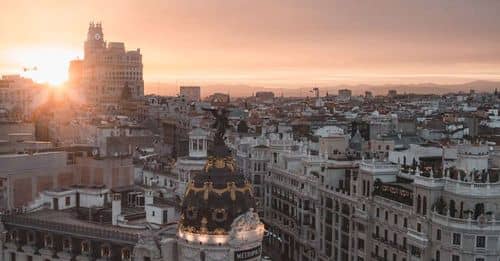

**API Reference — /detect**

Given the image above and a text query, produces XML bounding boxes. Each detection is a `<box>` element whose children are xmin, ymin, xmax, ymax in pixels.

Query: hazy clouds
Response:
<box><xmin>1</xmin><ymin>0</ymin><xmax>500</xmax><ymax>85</ymax></box>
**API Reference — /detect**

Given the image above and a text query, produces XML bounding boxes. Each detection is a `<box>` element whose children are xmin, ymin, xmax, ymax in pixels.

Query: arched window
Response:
<box><xmin>122</xmin><ymin>248</ymin><xmax>131</xmax><ymax>260</ymax></box>
<box><xmin>101</xmin><ymin>245</ymin><xmax>111</xmax><ymax>257</ymax></box>
<box><xmin>460</xmin><ymin>201</ymin><xmax>464</xmax><ymax>218</ymax></box>
<box><xmin>44</xmin><ymin>234</ymin><xmax>53</xmax><ymax>248</ymax></box>
<box><xmin>474</xmin><ymin>203</ymin><xmax>485</xmax><ymax>219</ymax></box>
<box><xmin>81</xmin><ymin>241</ymin><xmax>90</xmax><ymax>253</ymax></box>
<box><xmin>449</xmin><ymin>200</ymin><xmax>456</xmax><ymax>217</ymax></box>
<box><xmin>417</xmin><ymin>195</ymin><xmax>421</xmax><ymax>214</ymax></box>
<box><xmin>63</xmin><ymin>238</ymin><xmax>71</xmax><ymax>250</ymax></box>
<box><xmin>423</xmin><ymin>196</ymin><xmax>427</xmax><ymax>216</ymax></box>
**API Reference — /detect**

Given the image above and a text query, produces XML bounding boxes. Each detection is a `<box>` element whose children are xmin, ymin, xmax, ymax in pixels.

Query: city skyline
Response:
<box><xmin>2</xmin><ymin>0</ymin><xmax>500</xmax><ymax>88</ymax></box>
<box><xmin>0</xmin><ymin>2</ymin><xmax>499</xmax><ymax>260</ymax></box>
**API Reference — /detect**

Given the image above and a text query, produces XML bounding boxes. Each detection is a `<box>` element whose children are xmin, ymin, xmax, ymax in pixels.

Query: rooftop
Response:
<box><xmin>2</xmin><ymin>209</ymin><xmax>143</xmax><ymax>244</ymax></box>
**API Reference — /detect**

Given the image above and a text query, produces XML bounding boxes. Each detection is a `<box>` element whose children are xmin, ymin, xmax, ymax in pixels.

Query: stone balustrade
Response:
<box><xmin>430</xmin><ymin>211</ymin><xmax>500</xmax><ymax>230</ymax></box>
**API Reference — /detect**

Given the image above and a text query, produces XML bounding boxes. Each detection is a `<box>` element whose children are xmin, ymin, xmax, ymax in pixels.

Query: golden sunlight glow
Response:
<box><xmin>4</xmin><ymin>46</ymin><xmax>81</xmax><ymax>86</ymax></box>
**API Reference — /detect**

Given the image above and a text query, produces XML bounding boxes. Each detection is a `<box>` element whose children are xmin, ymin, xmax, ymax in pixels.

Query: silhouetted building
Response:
<box><xmin>82</xmin><ymin>22</ymin><xmax>144</xmax><ymax>105</ymax></box>
<box><xmin>68</xmin><ymin>59</ymin><xmax>83</xmax><ymax>88</ymax></box>
<box><xmin>255</xmin><ymin>91</ymin><xmax>275</xmax><ymax>103</ymax></box>
<box><xmin>179</xmin><ymin>86</ymin><xmax>201</xmax><ymax>102</ymax></box>
<box><xmin>338</xmin><ymin>89</ymin><xmax>352</xmax><ymax>101</ymax></box>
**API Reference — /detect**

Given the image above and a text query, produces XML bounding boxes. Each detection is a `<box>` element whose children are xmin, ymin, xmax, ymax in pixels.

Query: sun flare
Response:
<box><xmin>3</xmin><ymin>46</ymin><xmax>81</xmax><ymax>86</ymax></box>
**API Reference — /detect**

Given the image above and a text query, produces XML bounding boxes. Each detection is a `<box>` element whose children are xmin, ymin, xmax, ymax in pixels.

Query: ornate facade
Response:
<box><xmin>81</xmin><ymin>22</ymin><xmax>144</xmax><ymax>106</ymax></box>
<box><xmin>177</xmin><ymin>108</ymin><xmax>264</xmax><ymax>261</ymax></box>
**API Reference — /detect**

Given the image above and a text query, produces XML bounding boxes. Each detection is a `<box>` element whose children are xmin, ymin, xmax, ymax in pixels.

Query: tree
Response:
<box><xmin>433</xmin><ymin>197</ymin><xmax>447</xmax><ymax>215</ymax></box>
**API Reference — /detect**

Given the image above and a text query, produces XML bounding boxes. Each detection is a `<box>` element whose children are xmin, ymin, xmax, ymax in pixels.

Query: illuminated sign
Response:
<box><xmin>234</xmin><ymin>246</ymin><xmax>261</xmax><ymax>260</ymax></box>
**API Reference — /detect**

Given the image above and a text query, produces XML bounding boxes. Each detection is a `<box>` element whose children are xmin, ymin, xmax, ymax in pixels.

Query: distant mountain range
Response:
<box><xmin>145</xmin><ymin>80</ymin><xmax>499</xmax><ymax>98</ymax></box>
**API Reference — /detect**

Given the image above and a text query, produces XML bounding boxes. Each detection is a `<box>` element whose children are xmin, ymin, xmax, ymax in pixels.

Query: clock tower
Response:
<box><xmin>81</xmin><ymin>22</ymin><xmax>143</xmax><ymax>105</ymax></box>
<box><xmin>84</xmin><ymin>22</ymin><xmax>105</xmax><ymax>59</ymax></box>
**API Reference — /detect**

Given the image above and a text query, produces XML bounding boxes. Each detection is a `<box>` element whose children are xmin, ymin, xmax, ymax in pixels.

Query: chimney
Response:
<box><xmin>112</xmin><ymin>193</ymin><xmax>122</xmax><ymax>226</ymax></box>
<box><xmin>145</xmin><ymin>190</ymin><xmax>154</xmax><ymax>205</ymax></box>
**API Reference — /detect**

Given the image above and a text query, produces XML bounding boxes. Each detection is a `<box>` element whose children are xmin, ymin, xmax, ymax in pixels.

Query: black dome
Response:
<box><xmin>179</xmin><ymin>108</ymin><xmax>257</xmax><ymax>235</ymax></box>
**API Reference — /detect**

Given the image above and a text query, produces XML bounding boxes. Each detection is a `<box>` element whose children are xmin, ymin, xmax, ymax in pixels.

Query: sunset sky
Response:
<box><xmin>1</xmin><ymin>0</ymin><xmax>500</xmax><ymax>87</ymax></box>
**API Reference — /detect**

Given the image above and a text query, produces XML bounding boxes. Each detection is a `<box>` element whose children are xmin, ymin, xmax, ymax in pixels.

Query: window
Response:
<box><xmin>152</xmin><ymin>211</ymin><xmax>155</xmax><ymax>216</ymax></box>
<box><xmin>82</xmin><ymin>241</ymin><xmax>90</xmax><ymax>252</ymax></box>
<box><xmin>102</xmin><ymin>246</ymin><xmax>111</xmax><ymax>257</ymax></box>
<box><xmin>475</xmin><ymin>258</ymin><xmax>484</xmax><ymax>261</ymax></box>
<box><xmin>357</xmin><ymin>238</ymin><xmax>364</xmax><ymax>250</ymax></box>
<box><xmin>476</xmin><ymin>236</ymin><xmax>486</xmax><ymax>248</ymax></box>
<box><xmin>403</xmin><ymin>218</ymin><xmax>408</xmax><ymax>228</ymax></box>
<box><xmin>422</xmin><ymin>196</ymin><xmax>427</xmax><ymax>216</ymax></box>
<box><xmin>376</xmin><ymin>208</ymin><xmax>380</xmax><ymax>217</ymax></box>
<box><xmin>358</xmin><ymin>223</ymin><xmax>365</xmax><ymax>232</ymax></box>
<box><xmin>65</xmin><ymin>196</ymin><xmax>71</xmax><ymax>206</ymax></box>
<box><xmin>394</xmin><ymin>214</ymin><xmax>398</xmax><ymax>225</ymax></box>
<box><xmin>417</xmin><ymin>223</ymin><xmax>421</xmax><ymax>232</ymax></box>
<box><xmin>453</xmin><ymin>233</ymin><xmax>461</xmax><ymax>246</ymax></box>
<box><xmin>63</xmin><ymin>239</ymin><xmax>71</xmax><ymax>249</ymax></box>
<box><xmin>27</xmin><ymin>256</ymin><xmax>33</xmax><ymax>261</ymax></box>
<box><xmin>452</xmin><ymin>255</ymin><xmax>460</xmax><ymax>261</ymax></box>
<box><xmin>435</xmin><ymin>250</ymin><xmax>440</xmax><ymax>261</ymax></box>
<box><xmin>436</xmin><ymin>229</ymin><xmax>441</xmax><ymax>240</ymax></box>
<box><xmin>385</xmin><ymin>211</ymin><xmax>389</xmax><ymax>221</ymax></box>
<box><xmin>10</xmin><ymin>253</ymin><xmax>16</xmax><ymax>261</ymax></box>
<box><xmin>417</xmin><ymin>195</ymin><xmax>421</xmax><ymax>214</ymax></box>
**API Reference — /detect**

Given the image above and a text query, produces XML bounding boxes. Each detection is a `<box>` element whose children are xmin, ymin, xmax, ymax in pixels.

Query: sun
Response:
<box><xmin>4</xmin><ymin>46</ymin><xmax>81</xmax><ymax>86</ymax></box>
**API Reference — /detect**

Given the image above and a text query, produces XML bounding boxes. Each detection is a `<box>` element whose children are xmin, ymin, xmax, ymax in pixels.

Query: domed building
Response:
<box><xmin>177</xmin><ymin>108</ymin><xmax>264</xmax><ymax>261</ymax></box>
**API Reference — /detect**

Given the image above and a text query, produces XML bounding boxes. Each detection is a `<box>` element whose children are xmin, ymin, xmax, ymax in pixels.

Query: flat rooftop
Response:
<box><xmin>2</xmin><ymin>209</ymin><xmax>153</xmax><ymax>244</ymax></box>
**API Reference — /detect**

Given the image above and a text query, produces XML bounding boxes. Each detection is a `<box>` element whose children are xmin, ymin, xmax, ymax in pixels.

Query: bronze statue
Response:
<box><xmin>204</xmin><ymin>107</ymin><xmax>230</xmax><ymax>146</ymax></box>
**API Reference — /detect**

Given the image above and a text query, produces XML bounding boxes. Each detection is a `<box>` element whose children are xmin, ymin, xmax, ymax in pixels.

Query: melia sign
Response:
<box><xmin>234</xmin><ymin>246</ymin><xmax>261</xmax><ymax>260</ymax></box>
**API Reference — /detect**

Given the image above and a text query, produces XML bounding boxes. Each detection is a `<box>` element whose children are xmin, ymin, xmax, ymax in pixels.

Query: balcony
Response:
<box><xmin>443</xmin><ymin>178</ymin><xmax>500</xmax><ymax>197</ymax></box>
<box><xmin>430</xmin><ymin>211</ymin><xmax>500</xmax><ymax>230</ymax></box>
<box><xmin>373</xmin><ymin>182</ymin><xmax>413</xmax><ymax>206</ymax></box>
<box><xmin>2</xmin><ymin>214</ymin><xmax>139</xmax><ymax>244</ymax></box>
<box><xmin>406</xmin><ymin>228</ymin><xmax>428</xmax><ymax>249</ymax></box>
<box><xmin>360</xmin><ymin>160</ymin><xmax>399</xmax><ymax>174</ymax></box>
<box><xmin>413</xmin><ymin>173</ymin><xmax>444</xmax><ymax>188</ymax></box>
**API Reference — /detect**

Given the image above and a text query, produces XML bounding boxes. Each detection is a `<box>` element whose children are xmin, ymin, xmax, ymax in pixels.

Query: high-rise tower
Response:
<box><xmin>84</xmin><ymin>22</ymin><xmax>105</xmax><ymax>59</ymax></box>
<box><xmin>81</xmin><ymin>22</ymin><xmax>144</xmax><ymax>105</ymax></box>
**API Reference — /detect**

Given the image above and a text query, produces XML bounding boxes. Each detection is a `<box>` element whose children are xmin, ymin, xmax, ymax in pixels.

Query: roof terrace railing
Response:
<box><xmin>2</xmin><ymin>214</ymin><xmax>140</xmax><ymax>244</ymax></box>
